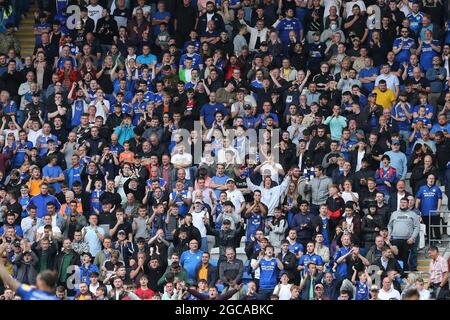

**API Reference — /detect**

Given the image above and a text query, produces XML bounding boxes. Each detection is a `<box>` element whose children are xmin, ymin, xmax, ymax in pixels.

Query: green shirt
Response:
<box><xmin>59</xmin><ymin>251</ymin><xmax>74</xmax><ymax>282</ymax></box>
<box><xmin>39</xmin><ymin>251</ymin><xmax>48</xmax><ymax>272</ymax></box>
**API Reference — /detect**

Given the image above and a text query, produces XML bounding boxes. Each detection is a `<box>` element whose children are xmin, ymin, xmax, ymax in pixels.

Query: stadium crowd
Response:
<box><xmin>0</xmin><ymin>0</ymin><xmax>448</xmax><ymax>301</ymax></box>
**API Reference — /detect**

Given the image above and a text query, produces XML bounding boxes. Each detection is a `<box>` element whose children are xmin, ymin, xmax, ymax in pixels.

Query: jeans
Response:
<box><xmin>408</xmin><ymin>235</ymin><xmax>420</xmax><ymax>271</ymax></box>
<box><xmin>399</xmin><ymin>130</ymin><xmax>410</xmax><ymax>146</ymax></box>
<box><xmin>310</xmin><ymin>204</ymin><xmax>320</xmax><ymax>217</ymax></box>
<box><xmin>200</xmin><ymin>237</ymin><xmax>209</xmax><ymax>252</ymax></box>
<box><xmin>258</xmin><ymin>288</ymin><xmax>273</xmax><ymax>300</ymax></box>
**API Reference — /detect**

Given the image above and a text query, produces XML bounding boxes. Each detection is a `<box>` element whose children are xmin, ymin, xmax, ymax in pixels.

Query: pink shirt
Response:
<box><xmin>429</xmin><ymin>255</ymin><xmax>448</xmax><ymax>284</ymax></box>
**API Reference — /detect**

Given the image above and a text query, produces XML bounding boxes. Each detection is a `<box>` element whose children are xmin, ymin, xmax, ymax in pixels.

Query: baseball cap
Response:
<box><xmin>243</xmin><ymin>104</ymin><xmax>252</xmax><ymax>110</ymax></box>
<box><xmin>194</xmin><ymin>199</ymin><xmax>203</xmax><ymax>204</ymax></box>
<box><xmin>392</xmin><ymin>140</ymin><xmax>400</xmax><ymax>145</ymax></box>
<box><xmin>368</xmin><ymin>92</ymin><xmax>377</xmax><ymax>97</ymax></box>
<box><xmin>226</xmin><ymin>178</ymin><xmax>235</xmax><ymax>184</ymax></box>
<box><xmin>118</xmin><ymin>230</ymin><xmax>126</xmax><ymax>235</ymax></box>
<box><xmin>82</xmin><ymin>251</ymin><xmax>93</xmax><ymax>259</ymax></box>
<box><xmin>370</xmin><ymin>285</ymin><xmax>379</xmax><ymax>291</ymax></box>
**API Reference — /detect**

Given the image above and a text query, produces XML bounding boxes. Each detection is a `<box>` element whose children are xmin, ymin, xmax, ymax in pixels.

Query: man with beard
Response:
<box><xmin>388</xmin><ymin>197</ymin><xmax>420</xmax><ymax>272</ymax></box>
<box><xmin>197</xmin><ymin>1</ymin><xmax>225</xmax><ymax>33</ymax></box>
<box><xmin>307</xmin><ymin>125</ymin><xmax>331</xmax><ymax>166</ymax></box>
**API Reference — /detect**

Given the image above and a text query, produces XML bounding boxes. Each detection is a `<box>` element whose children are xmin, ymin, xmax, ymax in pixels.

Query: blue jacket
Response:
<box><xmin>79</xmin><ymin>263</ymin><xmax>100</xmax><ymax>285</ymax></box>
<box><xmin>289</xmin><ymin>212</ymin><xmax>313</xmax><ymax>241</ymax></box>
<box><xmin>27</xmin><ymin>194</ymin><xmax>61</xmax><ymax>218</ymax></box>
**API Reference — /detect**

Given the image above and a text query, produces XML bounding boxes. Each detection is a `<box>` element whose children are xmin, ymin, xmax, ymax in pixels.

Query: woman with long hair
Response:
<box><xmin>282</xmin><ymin>182</ymin><xmax>302</xmax><ymax>226</ymax></box>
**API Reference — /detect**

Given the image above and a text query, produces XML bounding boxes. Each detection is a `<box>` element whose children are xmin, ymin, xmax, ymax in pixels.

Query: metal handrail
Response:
<box><xmin>427</xmin><ymin>211</ymin><xmax>450</xmax><ymax>257</ymax></box>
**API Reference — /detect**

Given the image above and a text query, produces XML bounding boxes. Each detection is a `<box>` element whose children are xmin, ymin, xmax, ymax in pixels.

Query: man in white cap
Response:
<box><xmin>225</xmin><ymin>178</ymin><xmax>245</xmax><ymax>215</ymax></box>
<box><xmin>190</xmin><ymin>199</ymin><xmax>209</xmax><ymax>252</ymax></box>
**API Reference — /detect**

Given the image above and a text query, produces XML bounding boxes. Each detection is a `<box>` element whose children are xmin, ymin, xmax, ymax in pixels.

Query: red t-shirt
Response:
<box><xmin>136</xmin><ymin>288</ymin><xmax>154</xmax><ymax>300</ymax></box>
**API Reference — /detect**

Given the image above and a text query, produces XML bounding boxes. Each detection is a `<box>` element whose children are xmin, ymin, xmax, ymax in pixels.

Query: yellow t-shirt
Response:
<box><xmin>372</xmin><ymin>88</ymin><xmax>396</xmax><ymax>110</ymax></box>
<box><xmin>198</xmin><ymin>265</ymin><xmax>208</xmax><ymax>285</ymax></box>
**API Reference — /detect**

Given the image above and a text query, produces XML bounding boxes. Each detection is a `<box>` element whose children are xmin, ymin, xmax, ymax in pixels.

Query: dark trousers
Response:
<box><xmin>258</xmin><ymin>288</ymin><xmax>273</xmax><ymax>300</ymax></box>
<box><xmin>408</xmin><ymin>236</ymin><xmax>420</xmax><ymax>271</ymax></box>
<box><xmin>430</xmin><ymin>283</ymin><xmax>450</xmax><ymax>300</ymax></box>
<box><xmin>391</xmin><ymin>239</ymin><xmax>411</xmax><ymax>271</ymax></box>
<box><xmin>310</xmin><ymin>204</ymin><xmax>320</xmax><ymax>217</ymax></box>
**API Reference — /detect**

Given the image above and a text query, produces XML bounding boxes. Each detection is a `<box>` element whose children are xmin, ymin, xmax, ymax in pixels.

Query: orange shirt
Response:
<box><xmin>60</xmin><ymin>203</ymin><xmax>83</xmax><ymax>217</ymax></box>
<box><xmin>119</xmin><ymin>151</ymin><xmax>135</xmax><ymax>164</ymax></box>
<box><xmin>27</xmin><ymin>179</ymin><xmax>43</xmax><ymax>196</ymax></box>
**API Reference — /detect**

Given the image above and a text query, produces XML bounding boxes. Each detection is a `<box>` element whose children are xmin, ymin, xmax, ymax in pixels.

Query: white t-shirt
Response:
<box><xmin>87</xmin><ymin>4</ymin><xmax>104</xmax><ymax>28</ymax></box>
<box><xmin>418</xmin><ymin>289</ymin><xmax>431</xmax><ymax>300</ymax></box>
<box><xmin>4</xmin><ymin>129</ymin><xmax>19</xmax><ymax>141</ymax></box>
<box><xmin>323</xmin><ymin>0</ymin><xmax>341</xmax><ymax>18</ymax></box>
<box><xmin>341</xmin><ymin>191</ymin><xmax>359</xmax><ymax>203</ymax></box>
<box><xmin>226</xmin><ymin>189</ymin><xmax>245</xmax><ymax>213</ymax></box>
<box><xmin>94</xmin><ymin>100</ymin><xmax>109</xmax><ymax>123</ymax></box>
<box><xmin>274</xmin><ymin>283</ymin><xmax>292</xmax><ymax>300</ymax></box>
<box><xmin>37</xmin><ymin>225</ymin><xmax>62</xmax><ymax>238</ymax></box>
<box><xmin>28</xmin><ymin>128</ymin><xmax>42</xmax><ymax>146</ymax></box>
<box><xmin>132</xmin><ymin>5</ymin><xmax>151</xmax><ymax>17</ymax></box>
<box><xmin>217</xmin><ymin>147</ymin><xmax>241</xmax><ymax>164</ymax></box>
<box><xmin>378</xmin><ymin>287</ymin><xmax>401</xmax><ymax>300</ymax></box>
<box><xmin>355</xmin><ymin>150</ymin><xmax>365</xmax><ymax>172</ymax></box>
<box><xmin>171</xmin><ymin>153</ymin><xmax>193</xmax><ymax>179</ymax></box>
<box><xmin>375</xmin><ymin>74</ymin><xmax>399</xmax><ymax>93</ymax></box>
<box><xmin>191</xmin><ymin>209</ymin><xmax>208</xmax><ymax>238</ymax></box>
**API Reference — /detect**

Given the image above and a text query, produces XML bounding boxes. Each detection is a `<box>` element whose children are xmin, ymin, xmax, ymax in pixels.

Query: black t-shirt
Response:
<box><xmin>410</xmin><ymin>77</ymin><xmax>430</xmax><ymax>92</ymax></box>
<box><xmin>99</xmin><ymin>211</ymin><xmax>116</xmax><ymax>226</ymax></box>
<box><xmin>345</xmin><ymin>15</ymin><xmax>367</xmax><ymax>39</ymax></box>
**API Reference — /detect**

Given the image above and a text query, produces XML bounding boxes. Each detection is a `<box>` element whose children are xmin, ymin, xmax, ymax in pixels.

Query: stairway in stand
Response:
<box><xmin>16</xmin><ymin>4</ymin><xmax>38</xmax><ymax>57</ymax></box>
<box><xmin>417</xmin><ymin>258</ymin><xmax>430</xmax><ymax>285</ymax></box>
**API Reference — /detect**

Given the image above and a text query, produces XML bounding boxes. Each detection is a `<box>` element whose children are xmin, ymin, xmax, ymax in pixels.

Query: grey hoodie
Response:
<box><xmin>388</xmin><ymin>209</ymin><xmax>420</xmax><ymax>241</ymax></box>
<box><xmin>305</xmin><ymin>175</ymin><xmax>332</xmax><ymax>205</ymax></box>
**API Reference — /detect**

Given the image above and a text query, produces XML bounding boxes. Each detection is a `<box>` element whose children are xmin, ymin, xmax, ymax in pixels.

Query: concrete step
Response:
<box><xmin>15</xmin><ymin>4</ymin><xmax>38</xmax><ymax>56</ymax></box>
